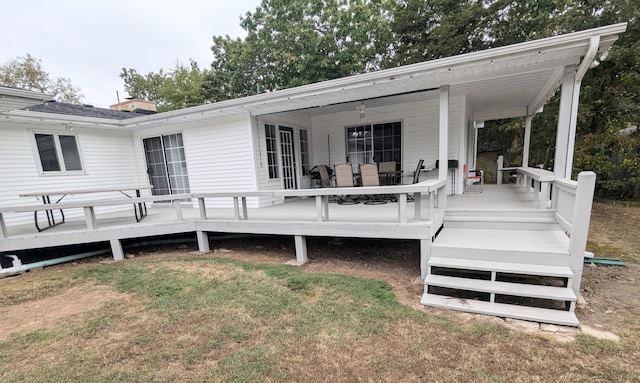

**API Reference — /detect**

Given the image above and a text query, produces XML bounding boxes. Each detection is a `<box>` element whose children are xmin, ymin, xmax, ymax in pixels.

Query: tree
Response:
<box><xmin>120</xmin><ymin>60</ymin><xmax>214</xmax><ymax>112</ymax></box>
<box><xmin>0</xmin><ymin>54</ymin><xmax>83</xmax><ymax>104</ymax></box>
<box><xmin>388</xmin><ymin>0</ymin><xmax>489</xmax><ymax>66</ymax></box>
<box><xmin>210</xmin><ymin>0</ymin><xmax>395</xmax><ymax>98</ymax></box>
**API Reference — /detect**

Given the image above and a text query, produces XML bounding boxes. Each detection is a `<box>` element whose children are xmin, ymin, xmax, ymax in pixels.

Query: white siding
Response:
<box><xmin>1</xmin><ymin>123</ymin><xmax>144</xmax><ymax>226</ymax></box>
<box><xmin>310</xmin><ymin>97</ymin><xmax>463</xmax><ymax>190</ymax></box>
<box><xmin>131</xmin><ymin>114</ymin><xmax>259</xmax><ymax>208</ymax></box>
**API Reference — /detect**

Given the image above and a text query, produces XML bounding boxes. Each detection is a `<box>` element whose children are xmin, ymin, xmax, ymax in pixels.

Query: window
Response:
<box><xmin>34</xmin><ymin>133</ymin><xmax>83</xmax><ymax>172</ymax></box>
<box><xmin>265</xmin><ymin>124</ymin><xmax>279</xmax><ymax>179</ymax></box>
<box><xmin>346</xmin><ymin>121</ymin><xmax>401</xmax><ymax>172</ymax></box>
<box><xmin>299</xmin><ymin>129</ymin><xmax>310</xmax><ymax>176</ymax></box>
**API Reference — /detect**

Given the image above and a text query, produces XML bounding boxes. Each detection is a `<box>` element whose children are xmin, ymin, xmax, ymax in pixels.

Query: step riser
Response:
<box><xmin>445</xmin><ymin>210</ymin><xmax>556</xmax><ymax>218</ymax></box>
<box><xmin>444</xmin><ymin>220</ymin><xmax>561</xmax><ymax>231</ymax></box>
<box><xmin>430</xmin><ymin>248</ymin><xmax>571</xmax><ymax>268</ymax></box>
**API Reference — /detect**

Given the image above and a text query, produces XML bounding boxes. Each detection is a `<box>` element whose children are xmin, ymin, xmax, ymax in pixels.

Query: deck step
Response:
<box><xmin>421</xmin><ymin>293</ymin><xmax>579</xmax><ymax>327</ymax></box>
<box><xmin>444</xmin><ymin>209</ymin><xmax>556</xmax><ymax>218</ymax></box>
<box><xmin>432</xmin><ymin>228</ymin><xmax>570</xmax><ymax>255</ymax></box>
<box><xmin>428</xmin><ymin>257</ymin><xmax>574</xmax><ymax>278</ymax></box>
<box><xmin>444</xmin><ymin>215</ymin><xmax>560</xmax><ymax>230</ymax></box>
<box><xmin>425</xmin><ymin>274</ymin><xmax>576</xmax><ymax>301</ymax></box>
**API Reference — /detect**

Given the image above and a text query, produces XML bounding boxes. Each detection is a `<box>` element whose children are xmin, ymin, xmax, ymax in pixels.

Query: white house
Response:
<box><xmin>0</xmin><ymin>23</ymin><xmax>627</xmax><ymax>326</ymax></box>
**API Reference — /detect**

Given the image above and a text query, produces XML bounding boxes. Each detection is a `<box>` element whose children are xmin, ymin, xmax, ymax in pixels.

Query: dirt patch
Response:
<box><xmin>0</xmin><ymin>283</ymin><xmax>131</xmax><ymax>341</ymax></box>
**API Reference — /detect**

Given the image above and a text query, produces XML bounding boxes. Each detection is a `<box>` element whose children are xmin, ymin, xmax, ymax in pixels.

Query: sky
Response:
<box><xmin>1</xmin><ymin>0</ymin><xmax>262</xmax><ymax>108</ymax></box>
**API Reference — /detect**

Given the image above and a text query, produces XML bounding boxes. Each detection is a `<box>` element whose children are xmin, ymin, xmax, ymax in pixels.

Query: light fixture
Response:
<box><xmin>356</xmin><ymin>102</ymin><xmax>366</xmax><ymax>119</ymax></box>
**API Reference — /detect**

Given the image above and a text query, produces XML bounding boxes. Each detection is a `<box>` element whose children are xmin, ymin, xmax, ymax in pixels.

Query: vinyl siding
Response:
<box><xmin>310</xmin><ymin>96</ymin><xmax>463</xmax><ymax>193</ymax></box>
<box><xmin>1</xmin><ymin>123</ymin><xmax>144</xmax><ymax>226</ymax></box>
<box><xmin>132</xmin><ymin>114</ymin><xmax>259</xmax><ymax>208</ymax></box>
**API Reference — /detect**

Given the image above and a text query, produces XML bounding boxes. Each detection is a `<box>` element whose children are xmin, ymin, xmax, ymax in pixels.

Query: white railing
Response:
<box><xmin>516</xmin><ymin>167</ymin><xmax>556</xmax><ymax>209</ymax></box>
<box><xmin>552</xmin><ymin>178</ymin><xmax>577</xmax><ymax>233</ymax></box>
<box><xmin>553</xmin><ymin>171</ymin><xmax>597</xmax><ymax>295</ymax></box>
<box><xmin>193</xmin><ymin>179</ymin><xmax>447</xmax><ymax>224</ymax></box>
<box><xmin>0</xmin><ymin>180</ymin><xmax>447</xmax><ymax>239</ymax></box>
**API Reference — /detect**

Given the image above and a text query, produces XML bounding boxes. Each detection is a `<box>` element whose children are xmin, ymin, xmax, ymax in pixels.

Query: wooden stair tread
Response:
<box><xmin>444</xmin><ymin>216</ymin><xmax>557</xmax><ymax>223</ymax></box>
<box><xmin>428</xmin><ymin>257</ymin><xmax>574</xmax><ymax>278</ymax></box>
<box><xmin>432</xmin><ymin>228</ymin><xmax>570</xmax><ymax>253</ymax></box>
<box><xmin>425</xmin><ymin>274</ymin><xmax>576</xmax><ymax>301</ymax></box>
<box><xmin>421</xmin><ymin>293</ymin><xmax>579</xmax><ymax>327</ymax></box>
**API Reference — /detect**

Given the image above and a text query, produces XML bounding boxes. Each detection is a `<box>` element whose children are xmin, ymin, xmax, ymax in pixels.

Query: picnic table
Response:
<box><xmin>20</xmin><ymin>185</ymin><xmax>153</xmax><ymax>231</ymax></box>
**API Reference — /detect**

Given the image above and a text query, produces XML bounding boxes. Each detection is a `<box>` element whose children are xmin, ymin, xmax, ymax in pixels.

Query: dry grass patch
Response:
<box><xmin>1</xmin><ymin>202</ymin><xmax>639</xmax><ymax>382</ymax></box>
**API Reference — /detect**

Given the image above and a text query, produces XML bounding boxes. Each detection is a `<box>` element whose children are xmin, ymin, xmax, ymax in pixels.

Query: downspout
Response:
<box><xmin>565</xmin><ymin>36</ymin><xmax>600</xmax><ymax>178</ymax></box>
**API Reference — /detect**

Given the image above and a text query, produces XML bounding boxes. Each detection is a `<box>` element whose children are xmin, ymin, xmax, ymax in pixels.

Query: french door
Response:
<box><xmin>143</xmin><ymin>133</ymin><xmax>190</xmax><ymax>196</ymax></box>
<box><xmin>279</xmin><ymin>127</ymin><xmax>297</xmax><ymax>189</ymax></box>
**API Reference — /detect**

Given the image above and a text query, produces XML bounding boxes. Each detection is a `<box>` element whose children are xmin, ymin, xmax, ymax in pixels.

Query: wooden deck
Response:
<box><xmin>1</xmin><ymin>175</ymin><xmax>597</xmax><ymax>326</ymax></box>
<box><xmin>0</xmin><ymin>196</ymin><xmax>445</xmax><ymax>254</ymax></box>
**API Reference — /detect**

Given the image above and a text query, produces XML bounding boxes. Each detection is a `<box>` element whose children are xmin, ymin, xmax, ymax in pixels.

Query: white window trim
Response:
<box><xmin>30</xmin><ymin>130</ymin><xmax>86</xmax><ymax>175</ymax></box>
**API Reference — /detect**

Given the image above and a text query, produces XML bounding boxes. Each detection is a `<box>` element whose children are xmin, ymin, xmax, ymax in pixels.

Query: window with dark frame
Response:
<box><xmin>34</xmin><ymin>133</ymin><xmax>83</xmax><ymax>173</ymax></box>
<box><xmin>265</xmin><ymin>124</ymin><xmax>279</xmax><ymax>179</ymax></box>
<box><xmin>345</xmin><ymin>121</ymin><xmax>401</xmax><ymax>172</ymax></box>
<box><xmin>299</xmin><ymin>129</ymin><xmax>310</xmax><ymax>176</ymax></box>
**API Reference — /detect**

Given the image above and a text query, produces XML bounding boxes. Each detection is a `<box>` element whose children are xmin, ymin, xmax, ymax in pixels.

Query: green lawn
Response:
<box><xmin>1</xmin><ymin>255</ymin><xmax>638</xmax><ymax>382</ymax></box>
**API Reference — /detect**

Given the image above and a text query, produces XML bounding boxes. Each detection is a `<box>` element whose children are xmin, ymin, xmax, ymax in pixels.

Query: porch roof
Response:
<box><xmin>0</xmin><ymin>23</ymin><xmax>627</xmax><ymax>129</ymax></box>
<box><xmin>122</xmin><ymin>23</ymin><xmax>626</xmax><ymax>129</ymax></box>
<box><xmin>0</xmin><ymin>86</ymin><xmax>53</xmax><ymax>113</ymax></box>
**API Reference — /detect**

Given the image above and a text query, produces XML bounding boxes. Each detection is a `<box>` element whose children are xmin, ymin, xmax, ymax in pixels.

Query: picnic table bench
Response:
<box><xmin>19</xmin><ymin>185</ymin><xmax>154</xmax><ymax>231</ymax></box>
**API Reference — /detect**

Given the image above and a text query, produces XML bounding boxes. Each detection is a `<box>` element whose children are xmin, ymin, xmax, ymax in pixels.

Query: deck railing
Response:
<box><xmin>0</xmin><ymin>180</ymin><xmax>447</xmax><ymax>239</ymax></box>
<box><xmin>553</xmin><ymin>171</ymin><xmax>596</xmax><ymax>294</ymax></box>
<box><xmin>192</xmin><ymin>179</ymin><xmax>447</xmax><ymax>224</ymax></box>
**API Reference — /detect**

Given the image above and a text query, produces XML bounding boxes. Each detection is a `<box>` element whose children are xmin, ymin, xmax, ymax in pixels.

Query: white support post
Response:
<box><xmin>414</xmin><ymin>192</ymin><xmax>422</xmax><ymax>220</ymax></box>
<box><xmin>0</xmin><ymin>213</ymin><xmax>7</xmax><ymax>239</ymax></box>
<box><xmin>420</xmin><ymin>238</ymin><xmax>431</xmax><ymax>280</ymax></box>
<box><xmin>174</xmin><ymin>201</ymin><xmax>183</xmax><ymax>221</ymax></box>
<box><xmin>398</xmin><ymin>193</ymin><xmax>407</xmax><ymax>223</ymax></box>
<box><xmin>428</xmin><ymin>192</ymin><xmax>435</xmax><ymax>221</ymax></box>
<box><xmin>554</xmin><ymin>67</ymin><xmax>577</xmax><ymax>178</ymax></box>
<box><xmin>196</xmin><ymin>231</ymin><xmax>210</xmax><ymax>252</ymax></box>
<box><xmin>322</xmin><ymin>196</ymin><xmax>329</xmax><ymax>221</ymax></box>
<box><xmin>198</xmin><ymin>197</ymin><xmax>207</xmax><ymax>219</ymax></box>
<box><xmin>315</xmin><ymin>196</ymin><xmax>323</xmax><ymax>222</ymax></box>
<box><xmin>233</xmin><ymin>197</ymin><xmax>240</xmax><ymax>220</ymax></box>
<box><xmin>241</xmin><ymin>197</ymin><xmax>248</xmax><ymax>220</ymax></box>
<box><xmin>438</xmin><ymin>85</ymin><xmax>450</xmax><ymax>184</ymax></box>
<box><xmin>523</xmin><ymin>115</ymin><xmax>532</xmax><ymax>168</ymax></box>
<box><xmin>110</xmin><ymin>238</ymin><xmax>124</xmax><ymax>261</ymax></box>
<box><xmin>294</xmin><ymin>235</ymin><xmax>308</xmax><ymax>264</ymax></box>
<box><xmin>568</xmin><ymin>171</ymin><xmax>596</xmax><ymax>294</ymax></box>
<box><xmin>540</xmin><ymin>182</ymin><xmax>551</xmax><ymax>209</ymax></box>
<box><xmin>83</xmin><ymin>206</ymin><xmax>97</xmax><ymax>230</ymax></box>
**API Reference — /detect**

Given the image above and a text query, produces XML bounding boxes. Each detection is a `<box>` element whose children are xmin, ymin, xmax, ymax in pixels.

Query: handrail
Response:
<box><xmin>194</xmin><ymin>179</ymin><xmax>446</xmax><ymax>224</ymax></box>
<box><xmin>1</xmin><ymin>181</ymin><xmax>446</xmax><ymax>238</ymax></box>
<box><xmin>516</xmin><ymin>167</ymin><xmax>555</xmax><ymax>209</ymax></box>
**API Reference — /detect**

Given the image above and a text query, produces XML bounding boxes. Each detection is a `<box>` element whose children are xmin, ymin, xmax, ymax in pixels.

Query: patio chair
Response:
<box><xmin>359</xmin><ymin>163</ymin><xmax>387</xmax><ymax>204</ymax></box>
<box><xmin>464</xmin><ymin>163</ymin><xmax>484</xmax><ymax>193</ymax></box>
<box><xmin>412</xmin><ymin>159</ymin><xmax>425</xmax><ymax>184</ymax></box>
<box><xmin>378</xmin><ymin>161</ymin><xmax>399</xmax><ymax>185</ymax></box>
<box><xmin>334</xmin><ymin>163</ymin><xmax>360</xmax><ymax>204</ymax></box>
<box><xmin>317</xmin><ymin>165</ymin><xmax>333</xmax><ymax>188</ymax></box>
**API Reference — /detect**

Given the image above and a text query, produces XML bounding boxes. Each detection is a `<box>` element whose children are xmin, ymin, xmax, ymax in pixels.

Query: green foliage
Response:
<box><xmin>0</xmin><ymin>54</ymin><xmax>83</xmax><ymax>104</ymax></box>
<box><xmin>120</xmin><ymin>60</ymin><xmax>214</xmax><ymax>112</ymax></box>
<box><xmin>210</xmin><ymin>0</ymin><xmax>394</xmax><ymax>98</ymax></box>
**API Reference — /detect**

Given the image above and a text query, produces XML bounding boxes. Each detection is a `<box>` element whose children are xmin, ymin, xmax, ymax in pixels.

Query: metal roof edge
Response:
<box><xmin>1</xmin><ymin>109</ymin><xmax>124</xmax><ymax>128</ymax></box>
<box><xmin>0</xmin><ymin>86</ymin><xmax>53</xmax><ymax>102</ymax></box>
